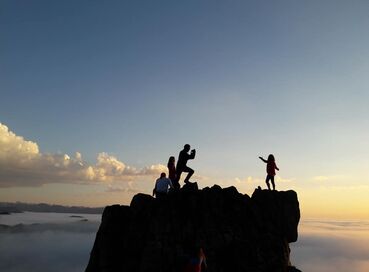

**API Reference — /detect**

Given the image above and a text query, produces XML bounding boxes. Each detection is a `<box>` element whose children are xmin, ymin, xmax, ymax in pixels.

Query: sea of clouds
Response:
<box><xmin>1</xmin><ymin>212</ymin><xmax>369</xmax><ymax>272</ymax></box>
<box><xmin>0</xmin><ymin>212</ymin><xmax>100</xmax><ymax>272</ymax></box>
<box><xmin>291</xmin><ymin>219</ymin><xmax>369</xmax><ymax>272</ymax></box>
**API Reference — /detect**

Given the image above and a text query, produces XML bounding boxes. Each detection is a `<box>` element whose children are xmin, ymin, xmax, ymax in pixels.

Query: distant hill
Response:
<box><xmin>0</xmin><ymin>202</ymin><xmax>103</xmax><ymax>214</ymax></box>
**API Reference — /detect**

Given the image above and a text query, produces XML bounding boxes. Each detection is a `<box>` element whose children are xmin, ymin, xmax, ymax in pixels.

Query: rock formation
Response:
<box><xmin>85</xmin><ymin>184</ymin><xmax>301</xmax><ymax>272</ymax></box>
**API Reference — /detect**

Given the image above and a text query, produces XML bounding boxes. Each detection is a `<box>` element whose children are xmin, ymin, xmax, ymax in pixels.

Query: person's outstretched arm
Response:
<box><xmin>275</xmin><ymin>164</ymin><xmax>279</xmax><ymax>171</ymax></box>
<box><xmin>189</xmin><ymin>149</ymin><xmax>196</xmax><ymax>160</ymax></box>
<box><xmin>153</xmin><ymin>181</ymin><xmax>157</xmax><ymax>196</ymax></box>
<box><xmin>259</xmin><ymin>156</ymin><xmax>267</xmax><ymax>163</ymax></box>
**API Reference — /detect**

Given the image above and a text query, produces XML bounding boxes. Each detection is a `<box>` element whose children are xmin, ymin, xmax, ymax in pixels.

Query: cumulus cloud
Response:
<box><xmin>0</xmin><ymin>123</ymin><xmax>165</xmax><ymax>187</ymax></box>
<box><xmin>139</xmin><ymin>164</ymin><xmax>167</xmax><ymax>175</ymax></box>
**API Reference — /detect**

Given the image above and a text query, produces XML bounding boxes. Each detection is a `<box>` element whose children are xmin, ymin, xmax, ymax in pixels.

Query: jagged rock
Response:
<box><xmin>85</xmin><ymin>185</ymin><xmax>301</xmax><ymax>272</ymax></box>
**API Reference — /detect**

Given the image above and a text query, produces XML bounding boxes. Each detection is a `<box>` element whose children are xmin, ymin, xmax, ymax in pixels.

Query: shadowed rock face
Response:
<box><xmin>85</xmin><ymin>184</ymin><xmax>301</xmax><ymax>272</ymax></box>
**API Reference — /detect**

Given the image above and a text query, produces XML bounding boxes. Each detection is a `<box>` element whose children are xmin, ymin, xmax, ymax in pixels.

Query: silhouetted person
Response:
<box><xmin>183</xmin><ymin>247</ymin><xmax>207</xmax><ymax>272</ymax></box>
<box><xmin>259</xmin><ymin>154</ymin><xmax>279</xmax><ymax>190</ymax></box>
<box><xmin>168</xmin><ymin>156</ymin><xmax>180</xmax><ymax>190</ymax></box>
<box><xmin>176</xmin><ymin>144</ymin><xmax>196</xmax><ymax>185</ymax></box>
<box><xmin>153</xmin><ymin>172</ymin><xmax>173</xmax><ymax>198</ymax></box>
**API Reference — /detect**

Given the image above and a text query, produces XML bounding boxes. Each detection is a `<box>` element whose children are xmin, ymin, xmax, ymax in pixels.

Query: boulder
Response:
<box><xmin>86</xmin><ymin>186</ymin><xmax>301</xmax><ymax>272</ymax></box>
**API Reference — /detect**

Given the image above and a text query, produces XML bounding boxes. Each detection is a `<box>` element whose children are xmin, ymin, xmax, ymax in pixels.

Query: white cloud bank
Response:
<box><xmin>1</xmin><ymin>217</ymin><xmax>369</xmax><ymax>272</ymax></box>
<box><xmin>0</xmin><ymin>123</ymin><xmax>166</xmax><ymax>187</ymax></box>
<box><xmin>291</xmin><ymin>219</ymin><xmax>369</xmax><ymax>272</ymax></box>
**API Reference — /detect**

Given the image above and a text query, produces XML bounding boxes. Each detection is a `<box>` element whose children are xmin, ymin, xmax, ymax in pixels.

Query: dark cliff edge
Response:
<box><xmin>85</xmin><ymin>184</ymin><xmax>301</xmax><ymax>272</ymax></box>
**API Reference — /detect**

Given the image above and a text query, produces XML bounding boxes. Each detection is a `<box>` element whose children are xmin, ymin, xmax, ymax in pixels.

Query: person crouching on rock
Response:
<box><xmin>167</xmin><ymin>156</ymin><xmax>179</xmax><ymax>190</ymax></box>
<box><xmin>176</xmin><ymin>144</ymin><xmax>196</xmax><ymax>185</ymax></box>
<box><xmin>153</xmin><ymin>172</ymin><xmax>173</xmax><ymax>199</ymax></box>
<box><xmin>259</xmin><ymin>154</ymin><xmax>279</xmax><ymax>190</ymax></box>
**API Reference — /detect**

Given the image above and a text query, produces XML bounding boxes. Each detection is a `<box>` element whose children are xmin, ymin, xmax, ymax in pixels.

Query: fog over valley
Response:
<box><xmin>1</xmin><ymin>212</ymin><xmax>369</xmax><ymax>272</ymax></box>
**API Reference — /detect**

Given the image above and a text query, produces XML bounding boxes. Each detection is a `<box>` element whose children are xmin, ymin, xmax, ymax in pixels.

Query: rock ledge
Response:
<box><xmin>86</xmin><ymin>184</ymin><xmax>301</xmax><ymax>272</ymax></box>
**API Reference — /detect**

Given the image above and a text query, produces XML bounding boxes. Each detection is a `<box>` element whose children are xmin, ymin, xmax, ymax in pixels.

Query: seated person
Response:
<box><xmin>153</xmin><ymin>172</ymin><xmax>173</xmax><ymax>198</ymax></box>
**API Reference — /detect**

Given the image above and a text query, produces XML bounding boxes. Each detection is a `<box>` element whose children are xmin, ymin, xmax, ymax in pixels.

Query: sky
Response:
<box><xmin>1</xmin><ymin>0</ymin><xmax>369</xmax><ymax>219</ymax></box>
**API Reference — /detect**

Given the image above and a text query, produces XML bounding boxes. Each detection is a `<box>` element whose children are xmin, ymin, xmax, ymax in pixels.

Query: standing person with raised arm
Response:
<box><xmin>259</xmin><ymin>154</ymin><xmax>279</xmax><ymax>190</ymax></box>
<box><xmin>176</xmin><ymin>144</ymin><xmax>196</xmax><ymax>185</ymax></box>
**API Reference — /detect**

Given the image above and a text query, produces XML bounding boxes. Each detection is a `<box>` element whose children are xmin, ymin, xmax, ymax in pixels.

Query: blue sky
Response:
<box><xmin>1</xmin><ymin>1</ymin><xmax>369</xmax><ymax>216</ymax></box>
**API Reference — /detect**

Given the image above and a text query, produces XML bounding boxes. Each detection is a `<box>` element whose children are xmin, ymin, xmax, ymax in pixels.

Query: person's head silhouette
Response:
<box><xmin>168</xmin><ymin>156</ymin><xmax>175</xmax><ymax>164</ymax></box>
<box><xmin>268</xmin><ymin>154</ymin><xmax>275</xmax><ymax>162</ymax></box>
<box><xmin>160</xmin><ymin>172</ymin><xmax>166</xmax><ymax>178</ymax></box>
<box><xmin>184</xmin><ymin>144</ymin><xmax>191</xmax><ymax>152</ymax></box>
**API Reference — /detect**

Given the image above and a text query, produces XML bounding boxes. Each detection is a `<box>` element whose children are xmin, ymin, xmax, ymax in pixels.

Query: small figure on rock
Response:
<box><xmin>184</xmin><ymin>247</ymin><xmax>207</xmax><ymax>272</ymax></box>
<box><xmin>153</xmin><ymin>172</ymin><xmax>173</xmax><ymax>198</ymax></box>
<box><xmin>259</xmin><ymin>154</ymin><xmax>279</xmax><ymax>190</ymax></box>
<box><xmin>168</xmin><ymin>156</ymin><xmax>180</xmax><ymax>190</ymax></box>
<box><xmin>176</xmin><ymin>144</ymin><xmax>196</xmax><ymax>185</ymax></box>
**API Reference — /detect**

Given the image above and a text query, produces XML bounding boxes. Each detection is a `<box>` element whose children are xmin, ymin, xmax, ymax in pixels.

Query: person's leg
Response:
<box><xmin>172</xmin><ymin>179</ymin><xmax>180</xmax><ymax>190</ymax></box>
<box><xmin>265</xmin><ymin>175</ymin><xmax>271</xmax><ymax>190</ymax></box>
<box><xmin>183</xmin><ymin>166</ymin><xmax>194</xmax><ymax>183</ymax></box>
<box><xmin>170</xmin><ymin>177</ymin><xmax>177</xmax><ymax>190</ymax></box>
<box><xmin>176</xmin><ymin>169</ymin><xmax>182</xmax><ymax>185</ymax></box>
<box><xmin>271</xmin><ymin>175</ymin><xmax>275</xmax><ymax>190</ymax></box>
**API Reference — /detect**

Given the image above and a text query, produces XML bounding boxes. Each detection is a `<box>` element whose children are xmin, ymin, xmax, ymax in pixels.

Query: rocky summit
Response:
<box><xmin>85</xmin><ymin>184</ymin><xmax>301</xmax><ymax>272</ymax></box>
